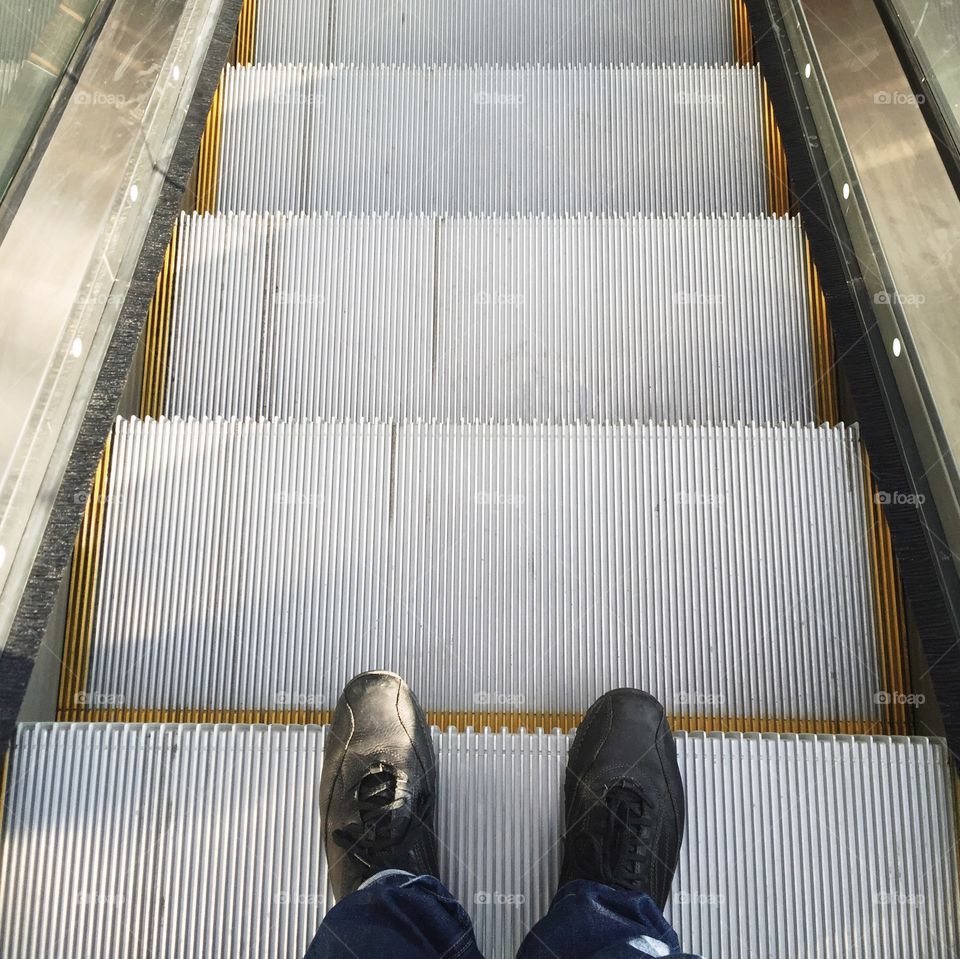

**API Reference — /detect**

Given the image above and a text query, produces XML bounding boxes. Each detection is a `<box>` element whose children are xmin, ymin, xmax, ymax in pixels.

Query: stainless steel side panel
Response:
<box><xmin>0</xmin><ymin>0</ymin><xmax>226</xmax><ymax>648</ymax></box>
<box><xmin>789</xmin><ymin>0</ymin><xmax>960</xmax><ymax>579</ymax></box>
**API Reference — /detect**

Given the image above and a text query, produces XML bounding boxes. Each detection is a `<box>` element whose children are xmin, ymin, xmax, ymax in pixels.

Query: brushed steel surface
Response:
<box><xmin>253</xmin><ymin>0</ymin><xmax>735</xmax><ymax>66</ymax></box>
<box><xmin>82</xmin><ymin>418</ymin><xmax>882</xmax><ymax>725</ymax></box>
<box><xmin>216</xmin><ymin>64</ymin><xmax>770</xmax><ymax>216</ymax></box>
<box><xmin>165</xmin><ymin>212</ymin><xmax>817</xmax><ymax>423</ymax></box>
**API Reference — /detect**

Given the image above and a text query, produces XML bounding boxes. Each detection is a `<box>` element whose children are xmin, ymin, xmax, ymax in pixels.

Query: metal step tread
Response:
<box><xmin>166</xmin><ymin>212</ymin><xmax>817</xmax><ymax>423</ymax></box>
<box><xmin>253</xmin><ymin>0</ymin><xmax>738</xmax><ymax>67</ymax></box>
<box><xmin>63</xmin><ymin>418</ymin><xmax>895</xmax><ymax>732</ymax></box>
<box><xmin>2</xmin><ymin>724</ymin><xmax>956</xmax><ymax>958</ymax></box>
<box><xmin>216</xmin><ymin>64</ymin><xmax>769</xmax><ymax>216</ymax></box>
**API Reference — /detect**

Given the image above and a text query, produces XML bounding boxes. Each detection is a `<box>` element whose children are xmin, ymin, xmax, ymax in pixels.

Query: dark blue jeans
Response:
<box><xmin>304</xmin><ymin>871</ymin><xmax>701</xmax><ymax>958</ymax></box>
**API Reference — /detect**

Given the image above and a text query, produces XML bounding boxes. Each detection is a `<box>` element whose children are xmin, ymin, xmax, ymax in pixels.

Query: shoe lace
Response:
<box><xmin>572</xmin><ymin>781</ymin><xmax>654</xmax><ymax>887</ymax></box>
<box><xmin>602</xmin><ymin>782</ymin><xmax>654</xmax><ymax>885</ymax></box>
<box><xmin>333</xmin><ymin>764</ymin><xmax>412</xmax><ymax>867</ymax></box>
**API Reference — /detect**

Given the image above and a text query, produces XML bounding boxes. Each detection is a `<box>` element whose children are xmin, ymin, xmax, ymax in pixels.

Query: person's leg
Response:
<box><xmin>306</xmin><ymin>671</ymin><xmax>483</xmax><ymax>959</ymax></box>
<box><xmin>304</xmin><ymin>869</ymin><xmax>482</xmax><ymax>959</ymax></box>
<box><xmin>517</xmin><ymin>880</ymin><xmax>697</xmax><ymax>959</ymax></box>
<box><xmin>517</xmin><ymin>689</ymin><xmax>699</xmax><ymax>959</ymax></box>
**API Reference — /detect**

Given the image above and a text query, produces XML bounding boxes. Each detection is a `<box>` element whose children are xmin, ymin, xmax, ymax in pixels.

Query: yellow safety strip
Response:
<box><xmin>804</xmin><ymin>238</ymin><xmax>839</xmax><ymax>426</ymax></box>
<box><xmin>732</xmin><ymin>0</ymin><xmax>755</xmax><ymax>66</ymax></box>
<box><xmin>761</xmin><ymin>78</ymin><xmax>791</xmax><ymax>216</ymax></box>
<box><xmin>804</xmin><ymin>237</ymin><xmax>910</xmax><ymax>737</ymax></box>
<box><xmin>861</xmin><ymin>451</ymin><xmax>911</xmax><ymax>736</ymax></box>
<box><xmin>195</xmin><ymin>78</ymin><xmax>224</xmax><ymax>215</ymax></box>
<box><xmin>233</xmin><ymin>0</ymin><xmax>258</xmax><ymax>67</ymax></box>
<box><xmin>140</xmin><ymin>223</ymin><xmax>179</xmax><ymax>419</ymax></box>
<box><xmin>57</xmin><ymin>435</ymin><xmax>113</xmax><ymax>722</ymax></box>
<box><xmin>67</xmin><ymin>707</ymin><xmax>887</xmax><ymax>736</ymax></box>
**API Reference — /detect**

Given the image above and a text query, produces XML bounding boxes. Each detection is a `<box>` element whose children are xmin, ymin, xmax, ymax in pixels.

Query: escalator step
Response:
<box><xmin>2</xmin><ymin>724</ymin><xmax>956</xmax><ymax>958</ymax></box>
<box><xmin>216</xmin><ymin>65</ymin><xmax>768</xmax><ymax>216</ymax></box>
<box><xmin>166</xmin><ymin>212</ymin><xmax>816</xmax><ymax>423</ymax></box>
<box><xmin>73</xmin><ymin>418</ymin><xmax>886</xmax><ymax>731</ymax></box>
<box><xmin>253</xmin><ymin>0</ymin><xmax>737</xmax><ymax>67</ymax></box>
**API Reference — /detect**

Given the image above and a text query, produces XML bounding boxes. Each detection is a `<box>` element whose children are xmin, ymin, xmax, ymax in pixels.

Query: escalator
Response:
<box><xmin>1</xmin><ymin>0</ymin><xmax>958</xmax><ymax>955</ymax></box>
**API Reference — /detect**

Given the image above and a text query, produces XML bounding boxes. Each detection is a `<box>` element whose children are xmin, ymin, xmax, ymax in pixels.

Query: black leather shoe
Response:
<box><xmin>319</xmin><ymin>671</ymin><xmax>440</xmax><ymax>900</ymax></box>
<box><xmin>559</xmin><ymin>689</ymin><xmax>684</xmax><ymax>909</ymax></box>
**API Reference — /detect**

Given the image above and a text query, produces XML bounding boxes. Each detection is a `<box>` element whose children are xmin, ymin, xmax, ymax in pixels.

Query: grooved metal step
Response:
<box><xmin>2</xmin><ymin>724</ymin><xmax>956</xmax><ymax>958</ymax></box>
<box><xmin>66</xmin><ymin>419</ymin><xmax>888</xmax><ymax>731</ymax></box>
<box><xmin>253</xmin><ymin>0</ymin><xmax>737</xmax><ymax>67</ymax></box>
<box><xmin>216</xmin><ymin>65</ymin><xmax>769</xmax><ymax>216</ymax></box>
<box><xmin>166</xmin><ymin>212</ymin><xmax>817</xmax><ymax>423</ymax></box>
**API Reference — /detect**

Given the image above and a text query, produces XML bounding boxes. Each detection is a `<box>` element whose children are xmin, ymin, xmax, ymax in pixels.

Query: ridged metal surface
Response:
<box><xmin>254</xmin><ymin>0</ymin><xmax>735</xmax><ymax>67</ymax></box>
<box><xmin>79</xmin><ymin>418</ymin><xmax>883</xmax><ymax>727</ymax></box>
<box><xmin>217</xmin><ymin>65</ymin><xmax>768</xmax><ymax>215</ymax></box>
<box><xmin>2</xmin><ymin>724</ymin><xmax>957</xmax><ymax>958</ymax></box>
<box><xmin>165</xmin><ymin>212</ymin><xmax>816</xmax><ymax>423</ymax></box>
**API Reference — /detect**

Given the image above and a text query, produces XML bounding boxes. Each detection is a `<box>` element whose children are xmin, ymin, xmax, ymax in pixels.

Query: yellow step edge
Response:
<box><xmin>761</xmin><ymin>77</ymin><xmax>791</xmax><ymax>217</ymax></box>
<box><xmin>57</xmin><ymin>436</ymin><xmax>113</xmax><ymax>720</ymax></box>
<box><xmin>195</xmin><ymin>78</ymin><xmax>224</xmax><ymax>215</ymax></box>
<box><xmin>803</xmin><ymin>230</ymin><xmax>911</xmax><ymax>737</ymax></box>
<box><xmin>58</xmin><ymin>706</ymin><xmax>888</xmax><ymax>736</ymax></box>
<box><xmin>732</xmin><ymin>0</ymin><xmax>755</xmax><ymax>66</ymax></box>
<box><xmin>861</xmin><ymin>450</ymin><xmax>912</xmax><ymax>735</ymax></box>
<box><xmin>804</xmin><ymin>238</ymin><xmax>840</xmax><ymax>426</ymax></box>
<box><xmin>233</xmin><ymin>0</ymin><xmax>258</xmax><ymax>67</ymax></box>
<box><xmin>139</xmin><ymin>223</ymin><xmax>179</xmax><ymax>419</ymax></box>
